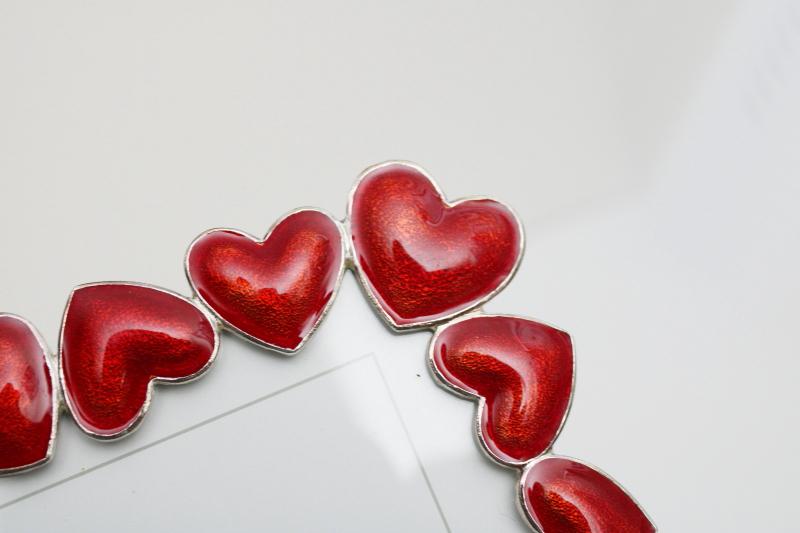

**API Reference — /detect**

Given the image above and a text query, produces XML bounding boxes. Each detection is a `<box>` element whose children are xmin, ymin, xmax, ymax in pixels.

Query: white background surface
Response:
<box><xmin>1</xmin><ymin>1</ymin><xmax>798</xmax><ymax>531</ymax></box>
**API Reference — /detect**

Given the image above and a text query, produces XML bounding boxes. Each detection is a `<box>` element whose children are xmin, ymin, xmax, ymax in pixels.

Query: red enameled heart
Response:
<box><xmin>186</xmin><ymin>209</ymin><xmax>345</xmax><ymax>352</ymax></box>
<box><xmin>520</xmin><ymin>456</ymin><xmax>656</xmax><ymax>533</ymax></box>
<box><xmin>0</xmin><ymin>314</ymin><xmax>56</xmax><ymax>473</ymax></box>
<box><xmin>60</xmin><ymin>283</ymin><xmax>218</xmax><ymax>438</ymax></box>
<box><xmin>349</xmin><ymin>162</ymin><xmax>523</xmax><ymax>329</ymax></box>
<box><xmin>430</xmin><ymin>315</ymin><xmax>573</xmax><ymax>465</ymax></box>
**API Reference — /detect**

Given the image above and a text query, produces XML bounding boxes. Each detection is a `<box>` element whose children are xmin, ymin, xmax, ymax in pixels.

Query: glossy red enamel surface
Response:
<box><xmin>522</xmin><ymin>457</ymin><xmax>655</xmax><ymax>533</ymax></box>
<box><xmin>432</xmin><ymin>316</ymin><xmax>573</xmax><ymax>464</ymax></box>
<box><xmin>61</xmin><ymin>284</ymin><xmax>216</xmax><ymax>437</ymax></box>
<box><xmin>0</xmin><ymin>316</ymin><xmax>54</xmax><ymax>471</ymax></box>
<box><xmin>186</xmin><ymin>210</ymin><xmax>344</xmax><ymax>351</ymax></box>
<box><xmin>350</xmin><ymin>163</ymin><xmax>522</xmax><ymax>327</ymax></box>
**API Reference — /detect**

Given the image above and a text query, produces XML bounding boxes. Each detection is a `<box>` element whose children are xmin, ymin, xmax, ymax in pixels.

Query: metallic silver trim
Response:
<box><xmin>0</xmin><ymin>313</ymin><xmax>60</xmax><ymax>476</ymax></box>
<box><xmin>345</xmin><ymin>160</ymin><xmax>526</xmax><ymax>332</ymax></box>
<box><xmin>58</xmin><ymin>281</ymin><xmax>221</xmax><ymax>441</ymax></box>
<box><xmin>427</xmin><ymin>312</ymin><xmax>576</xmax><ymax>470</ymax></box>
<box><xmin>185</xmin><ymin>207</ymin><xmax>348</xmax><ymax>355</ymax></box>
<box><xmin>516</xmin><ymin>454</ymin><xmax>658</xmax><ymax>532</ymax></box>
<box><xmin>1</xmin><ymin>163</ymin><xmax>654</xmax><ymax>533</ymax></box>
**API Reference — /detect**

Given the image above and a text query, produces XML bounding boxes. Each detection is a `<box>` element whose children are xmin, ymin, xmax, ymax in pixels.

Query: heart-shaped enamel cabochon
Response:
<box><xmin>349</xmin><ymin>162</ymin><xmax>523</xmax><ymax>330</ymax></box>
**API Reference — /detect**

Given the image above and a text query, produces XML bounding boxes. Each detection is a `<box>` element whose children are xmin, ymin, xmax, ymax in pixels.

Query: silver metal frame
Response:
<box><xmin>344</xmin><ymin>160</ymin><xmax>526</xmax><ymax>332</ymax></box>
<box><xmin>58</xmin><ymin>281</ymin><xmax>221</xmax><ymax>441</ymax></box>
<box><xmin>515</xmin><ymin>454</ymin><xmax>658</xmax><ymax>532</ymax></box>
<box><xmin>427</xmin><ymin>312</ymin><xmax>576</xmax><ymax>469</ymax></box>
<box><xmin>0</xmin><ymin>313</ymin><xmax>60</xmax><ymax>476</ymax></box>
<box><xmin>1</xmin><ymin>161</ymin><xmax>655</xmax><ymax>533</ymax></box>
<box><xmin>185</xmin><ymin>207</ymin><xmax>348</xmax><ymax>356</ymax></box>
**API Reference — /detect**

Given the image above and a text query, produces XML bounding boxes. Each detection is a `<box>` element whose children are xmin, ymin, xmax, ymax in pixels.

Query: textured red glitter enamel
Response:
<box><xmin>61</xmin><ymin>284</ymin><xmax>216</xmax><ymax>437</ymax></box>
<box><xmin>432</xmin><ymin>316</ymin><xmax>573</xmax><ymax>464</ymax></box>
<box><xmin>350</xmin><ymin>164</ymin><xmax>521</xmax><ymax>327</ymax></box>
<box><xmin>186</xmin><ymin>210</ymin><xmax>344</xmax><ymax>351</ymax></box>
<box><xmin>522</xmin><ymin>457</ymin><xmax>655</xmax><ymax>533</ymax></box>
<box><xmin>0</xmin><ymin>316</ymin><xmax>54</xmax><ymax>471</ymax></box>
